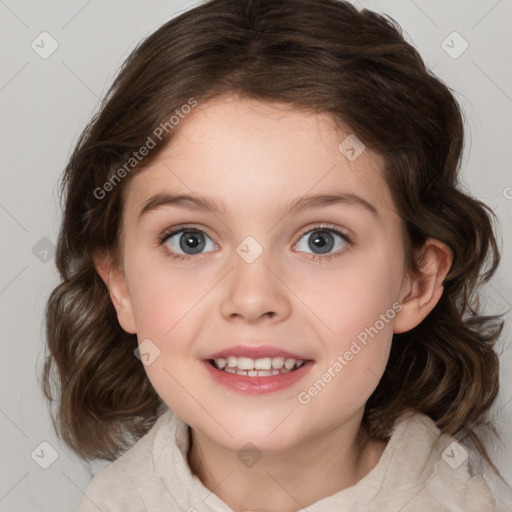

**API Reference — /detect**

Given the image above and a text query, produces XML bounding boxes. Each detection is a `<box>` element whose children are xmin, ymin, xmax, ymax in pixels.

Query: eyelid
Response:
<box><xmin>158</xmin><ymin>222</ymin><xmax>352</xmax><ymax>244</ymax></box>
<box><xmin>294</xmin><ymin>223</ymin><xmax>353</xmax><ymax>243</ymax></box>
<box><xmin>158</xmin><ymin>222</ymin><xmax>354</xmax><ymax>261</ymax></box>
<box><xmin>158</xmin><ymin>223</ymin><xmax>218</xmax><ymax>245</ymax></box>
<box><xmin>291</xmin><ymin>224</ymin><xmax>354</xmax><ymax>263</ymax></box>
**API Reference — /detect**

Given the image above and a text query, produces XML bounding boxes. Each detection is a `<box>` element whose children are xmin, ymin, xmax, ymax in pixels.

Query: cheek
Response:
<box><xmin>293</xmin><ymin>244</ymin><xmax>403</xmax><ymax>338</ymax></box>
<box><xmin>125</xmin><ymin>247</ymin><xmax>220</xmax><ymax>364</ymax></box>
<box><xmin>124</xmin><ymin>259</ymin><xmax>211</xmax><ymax>411</ymax></box>
<box><xmin>291</xmin><ymin>247</ymin><xmax>400</xmax><ymax>400</ymax></box>
<box><xmin>123</xmin><ymin>236</ymin><xmax>191</xmax><ymax>328</ymax></box>
<box><xmin>129</xmin><ymin>268</ymin><xmax>200</xmax><ymax>339</ymax></box>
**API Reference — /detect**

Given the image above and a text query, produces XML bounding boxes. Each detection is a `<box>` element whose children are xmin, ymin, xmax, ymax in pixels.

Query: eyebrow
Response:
<box><xmin>138</xmin><ymin>191</ymin><xmax>380</xmax><ymax>221</ymax></box>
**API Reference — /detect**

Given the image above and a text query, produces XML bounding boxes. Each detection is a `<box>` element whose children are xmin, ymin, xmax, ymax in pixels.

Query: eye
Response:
<box><xmin>294</xmin><ymin>226</ymin><xmax>351</xmax><ymax>257</ymax></box>
<box><xmin>160</xmin><ymin>227</ymin><xmax>217</xmax><ymax>257</ymax></box>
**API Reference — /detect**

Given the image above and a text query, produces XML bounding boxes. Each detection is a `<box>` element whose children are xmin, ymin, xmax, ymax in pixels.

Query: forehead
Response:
<box><xmin>123</xmin><ymin>95</ymin><xmax>395</xmax><ymax>223</ymax></box>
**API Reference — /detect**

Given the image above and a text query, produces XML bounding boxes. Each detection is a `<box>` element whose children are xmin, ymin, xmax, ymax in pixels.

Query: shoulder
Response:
<box><xmin>378</xmin><ymin>410</ymin><xmax>496</xmax><ymax>512</ymax></box>
<box><xmin>77</xmin><ymin>409</ymin><xmax>174</xmax><ymax>512</ymax></box>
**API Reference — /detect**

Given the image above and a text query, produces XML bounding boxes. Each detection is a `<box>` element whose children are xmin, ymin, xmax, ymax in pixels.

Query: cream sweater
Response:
<box><xmin>77</xmin><ymin>408</ymin><xmax>496</xmax><ymax>511</ymax></box>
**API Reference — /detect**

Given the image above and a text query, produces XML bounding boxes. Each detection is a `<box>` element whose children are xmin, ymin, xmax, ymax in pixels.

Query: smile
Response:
<box><xmin>210</xmin><ymin>356</ymin><xmax>305</xmax><ymax>376</ymax></box>
<box><xmin>203</xmin><ymin>358</ymin><xmax>314</xmax><ymax>394</ymax></box>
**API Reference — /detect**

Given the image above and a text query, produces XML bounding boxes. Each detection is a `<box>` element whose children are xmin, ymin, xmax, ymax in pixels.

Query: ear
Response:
<box><xmin>393</xmin><ymin>238</ymin><xmax>453</xmax><ymax>334</ymax></box>
<box><xmin>93</xmin><ymin>251</ymin><xmax>137</xmax><ymax>334</ymax></box>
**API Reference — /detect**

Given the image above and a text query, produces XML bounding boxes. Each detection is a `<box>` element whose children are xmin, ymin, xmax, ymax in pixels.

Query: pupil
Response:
<box><xmin>309</xmin><ymin>230</ymin><xmax>333</xmax><ymax>254</ymax></box>
<box><xmin>180</xmin><ymin>231</ymin><xmax>205</xmax><ymax>254</ymax></box>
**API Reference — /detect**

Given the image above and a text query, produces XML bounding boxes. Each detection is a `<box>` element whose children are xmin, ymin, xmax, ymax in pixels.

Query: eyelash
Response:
<box><xmin>157</xmin><ymin>224</ymin><xmax>353</xmax><ymax>263</ymax></box>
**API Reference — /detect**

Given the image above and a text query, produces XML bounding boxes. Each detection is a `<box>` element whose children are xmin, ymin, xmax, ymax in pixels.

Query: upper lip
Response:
<box><xmin>206</xmin><ymin>344</ymin><xmax>312</xmax><ymax>361</ymax></box>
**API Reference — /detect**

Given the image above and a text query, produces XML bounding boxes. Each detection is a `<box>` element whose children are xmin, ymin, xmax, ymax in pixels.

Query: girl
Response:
<box><xmin>42</xmin><ymin>0</ymin><xmax>507</xmax><ymax>510</ymax></box>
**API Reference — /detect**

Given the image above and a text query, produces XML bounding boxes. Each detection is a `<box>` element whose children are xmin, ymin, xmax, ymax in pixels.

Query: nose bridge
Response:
<box><xmin>219</xmin><ymin>240</ymin><xmax>291</xmax><ymax>323</ymax></box>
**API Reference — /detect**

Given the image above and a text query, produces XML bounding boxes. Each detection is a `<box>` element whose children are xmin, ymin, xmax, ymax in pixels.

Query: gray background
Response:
<box><xmin>1</xmin><ymin>0</ymin><xmax>511</xmax><ymax>510</ymax></box>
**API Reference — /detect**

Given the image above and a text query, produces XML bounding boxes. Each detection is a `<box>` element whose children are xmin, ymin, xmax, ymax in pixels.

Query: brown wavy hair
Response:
<box><xmin>41</xmin><ymin>0</ymin><xmax>506</xmax><ymax>471</ymax></box>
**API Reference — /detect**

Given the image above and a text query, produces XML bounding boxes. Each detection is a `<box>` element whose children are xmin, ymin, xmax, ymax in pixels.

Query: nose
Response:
<box><xmin>219</xmin><ymin>253</ymin><xmax>292</xmax><ymax>324</ymax></box>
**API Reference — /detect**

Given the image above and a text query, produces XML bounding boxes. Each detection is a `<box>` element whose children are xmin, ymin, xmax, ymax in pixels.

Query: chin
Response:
<box><xmin>197</xmin><ymin>413</ymin><xmax>309</xmax><ymax>454</ymax></box>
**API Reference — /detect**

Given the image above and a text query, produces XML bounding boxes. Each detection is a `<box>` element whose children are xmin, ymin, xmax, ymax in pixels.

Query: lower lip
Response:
<box><xmin>202</xmin><ymin>360</ymin><xmax>314</xmax><ymax>394</ymax></box>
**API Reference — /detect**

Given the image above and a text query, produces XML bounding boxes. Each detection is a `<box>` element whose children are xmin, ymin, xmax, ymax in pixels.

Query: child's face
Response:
<box><xmin>113</xmin><ymin>95</ymin><xmax>412</xmax><ymax>452</ymax></box>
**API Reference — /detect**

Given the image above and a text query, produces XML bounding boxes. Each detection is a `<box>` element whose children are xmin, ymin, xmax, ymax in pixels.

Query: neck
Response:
<box><xmin>187</xmin><ymin>410</ymin><xmax>386</xmax><ymax>512</ymax></box>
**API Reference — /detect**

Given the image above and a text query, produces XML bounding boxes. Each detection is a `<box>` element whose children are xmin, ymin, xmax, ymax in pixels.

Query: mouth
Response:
<box><xmin>208</xmin><ymin>356</ymin><xmax>308</xmax><ymax>377</ymax></box>
<box><xmin>203</xmin><ymin>344</ymin><xmax>314</xmax><ymax>393</ymax></box>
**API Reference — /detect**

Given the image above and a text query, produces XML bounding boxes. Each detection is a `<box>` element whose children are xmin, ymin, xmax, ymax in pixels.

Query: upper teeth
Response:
<box><xmin>214</xmin><ymin>356</ymin><xmax>304</xmax><ymax>371</ymax></box>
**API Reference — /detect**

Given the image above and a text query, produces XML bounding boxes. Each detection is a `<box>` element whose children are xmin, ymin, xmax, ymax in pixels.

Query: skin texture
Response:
<box><xmin>95</xmin><ymin>95</ymin><xmax>452</xmax><ymax>511</ymax></box>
